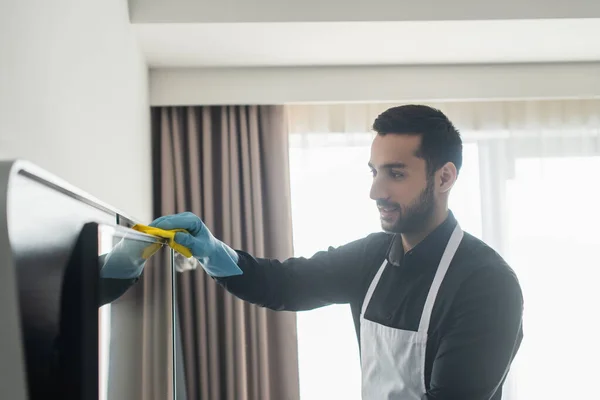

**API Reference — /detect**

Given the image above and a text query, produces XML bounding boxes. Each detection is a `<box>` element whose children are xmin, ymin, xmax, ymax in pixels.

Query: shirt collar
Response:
<box><xmin>386</xmin><ymin>211</ymin><xmax>458</xmax><ymax>267</ymax></box>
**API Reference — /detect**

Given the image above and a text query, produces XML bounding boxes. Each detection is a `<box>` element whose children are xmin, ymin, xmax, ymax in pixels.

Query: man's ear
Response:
<box><xmin>438</xmin><ymin>162</ymin><xmax>458</xmax><ymax>193</ymax></box>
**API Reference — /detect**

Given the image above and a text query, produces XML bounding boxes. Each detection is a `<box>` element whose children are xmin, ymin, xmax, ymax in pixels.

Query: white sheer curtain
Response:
<box><xmin>287</xmin><ymin>99</ymin><xmax>600</xmax><ymax>400</ymax></box>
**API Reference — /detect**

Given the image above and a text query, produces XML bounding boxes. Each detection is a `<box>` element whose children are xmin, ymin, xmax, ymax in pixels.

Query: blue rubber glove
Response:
<box><xmin>149</xmin><ymin>212</ymin><xmax>243</xmax><ymax>278</ymax></box>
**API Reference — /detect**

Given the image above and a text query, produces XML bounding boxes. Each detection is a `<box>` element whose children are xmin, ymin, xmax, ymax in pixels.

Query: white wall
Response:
<box><xmin>149</xmin><ymin>63</ymin><xmax>600</xmax><ymax>106</ymax></box>
<box><xmin>0</xmin><ymin>0</ymin><xmax>152</xmax><ymax>221</ymax></box>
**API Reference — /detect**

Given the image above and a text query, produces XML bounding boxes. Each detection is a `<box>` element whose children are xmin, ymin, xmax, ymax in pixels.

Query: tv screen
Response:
<box><xmin>1</xmin><ymin>162</ymin><xmax>184</xmax><ymax>400</ymax></box>
<box><xmin>15</xmin><ymin>220</ymin><xmax>178</xmax><ymax>400</ymax></box>
<box><xmin>96</xmin><ymin>224</ymin><xmax>177</xmax><ymax>400</ymax></box>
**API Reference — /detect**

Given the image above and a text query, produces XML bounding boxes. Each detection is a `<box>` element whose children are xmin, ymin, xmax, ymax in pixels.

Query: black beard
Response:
<box><xmin>388</xmin><ymin>177</ymin><xmax>435</xmax><ymax>234</ymax></box>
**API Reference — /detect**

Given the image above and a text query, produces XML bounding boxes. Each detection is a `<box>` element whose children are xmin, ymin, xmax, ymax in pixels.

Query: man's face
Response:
<box><xmin>369</xmin><ymin>134</ymin><xmax>435</xmax><ymax>234</ymax></box>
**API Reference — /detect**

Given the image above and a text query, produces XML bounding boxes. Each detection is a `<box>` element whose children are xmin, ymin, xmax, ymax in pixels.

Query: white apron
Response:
<box><xmin>360</xmin><ymin>224</ymin><xmax>464</xmax><ymax>400</ymax></box>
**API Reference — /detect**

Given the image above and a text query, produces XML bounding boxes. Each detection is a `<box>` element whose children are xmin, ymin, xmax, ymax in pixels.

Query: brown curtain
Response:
<box><xmin>151</xmin><ymin>105</ymin><xmax>300</xmax><ymax>400</ymax></box>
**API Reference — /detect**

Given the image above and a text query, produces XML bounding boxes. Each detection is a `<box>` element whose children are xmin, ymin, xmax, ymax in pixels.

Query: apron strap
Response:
<box><xmin>361</xmin><ymin>259</ymin><xmax>388</xmax><ymax>316</ymax></box>
<box><xmin>418</xmin><ymin>224</ymin><xmax>464</xmax><ymax>333</ymax></box>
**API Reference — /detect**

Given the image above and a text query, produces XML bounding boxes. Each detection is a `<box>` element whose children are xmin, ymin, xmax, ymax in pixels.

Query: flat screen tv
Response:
<box><xmin>14</xmin><ymin>221</ymin><xmax>179</xmax><ymax>400</ymax></box>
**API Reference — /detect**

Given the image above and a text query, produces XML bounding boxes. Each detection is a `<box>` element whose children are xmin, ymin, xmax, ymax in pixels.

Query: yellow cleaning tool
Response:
<box><xmin>132</xmin><ymin>224</ymin><xmax>193</xmax><ymax>259</ymax></box>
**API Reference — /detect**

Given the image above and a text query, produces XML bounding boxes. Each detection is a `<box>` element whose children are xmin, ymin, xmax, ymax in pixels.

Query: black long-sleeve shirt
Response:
<box><xmin>217</xmin><ymin>213</ymin><xmax>524</xmax><ymax>400</ymax></box>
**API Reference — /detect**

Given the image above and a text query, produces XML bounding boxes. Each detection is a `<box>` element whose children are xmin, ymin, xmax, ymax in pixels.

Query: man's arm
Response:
<box><xmin>150</xmin><ymin>212</ymin><xmax>386</xmax><ymax>312</ymax></box>
<box><xmin>426</xmin><ymin>266</ymin><xmax>524</xmax><ymax>400</ymax></box>
<box><xmin>215</xmin><ymin>234</ymin><xmax>381</xmax><ymax>312</ymax></box>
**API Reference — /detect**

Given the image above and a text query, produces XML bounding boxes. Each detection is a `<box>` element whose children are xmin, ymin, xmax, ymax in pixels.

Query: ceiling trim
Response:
<box><xmin>130</xmin><ymin>0</ymin><xmax>600</xmax><ymax>23</ymax></box>
<box><xmin>149</xmin><ymin>62</ymin><xmax>600</xmax><ymax>106</ymax></box>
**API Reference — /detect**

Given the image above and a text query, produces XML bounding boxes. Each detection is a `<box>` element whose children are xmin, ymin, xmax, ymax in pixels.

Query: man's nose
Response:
<box><xmin>370</xmin><ymin>176</ymin><xmax>389</xmax><ymax>201</ymax></box>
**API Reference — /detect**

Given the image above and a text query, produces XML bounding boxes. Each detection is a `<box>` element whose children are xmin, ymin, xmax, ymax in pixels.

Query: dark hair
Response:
<box><xmin>372</xmin><ymin>105</ymin><xmax>462</xmax><ymax>176</ymax></box>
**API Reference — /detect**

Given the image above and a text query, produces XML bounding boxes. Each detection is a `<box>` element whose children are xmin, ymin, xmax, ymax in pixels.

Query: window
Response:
<box><xmin>501</xmin><ymin>155</ymin><xmax>600</xmax><ymax>400</ymax></box>
<box><xmin>289</xmin><ymin>133</ymin><xmax>376</xmax><ymax>400</ymax></box>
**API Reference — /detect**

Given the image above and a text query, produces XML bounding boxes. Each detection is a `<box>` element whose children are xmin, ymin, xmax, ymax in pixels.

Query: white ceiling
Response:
<box><xmin>134</xmin><ymin>19</ymin><xmax>600</xmax><ymax>68</ymax></box>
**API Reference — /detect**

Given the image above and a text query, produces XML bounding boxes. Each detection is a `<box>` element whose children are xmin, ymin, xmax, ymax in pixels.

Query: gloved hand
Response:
<box><xmin>149</xmin><ymin>212</ymin><xmax>243</xmax><ymax>278</ymax></box>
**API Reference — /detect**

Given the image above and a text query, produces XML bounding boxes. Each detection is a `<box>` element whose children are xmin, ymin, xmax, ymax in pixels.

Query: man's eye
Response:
<box><xmin>370</xmin><ymin>169</ymin><xmax>377</xmax><ymax>177</ymax></box>
<box><xmin>390</xmin><ymin>171</ymin><xmax>405</xmax><ymax>179</ymax></box>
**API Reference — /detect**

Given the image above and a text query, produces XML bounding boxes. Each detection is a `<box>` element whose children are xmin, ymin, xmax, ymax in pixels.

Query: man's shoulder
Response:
<box><xmin>362</xmin><ymin>231</ymin><xmax>394</xmax><ymax>256</ymax></box>
<box><xmin>460</xmin><ymin>233</ymin><xmax>512</xmax><ymax>268</ymax></box>
<box><xmin>366</xmin><ymin>231</ymin><xmax>394</xmax><ymax>245</ymax></box>
<box><xmin>323</xmin><ymin>231</ymin><xmax>393</xmax><ymax>270</ymax></box>
<box><xmin>334</xmin><ymin>231</ymin><xmax>392</xmax><ymax>253</ymax></box>
<box><xmin>457</xmin><ymin>232</ymin><xmax>522</xmax><ymax>294</ymax></box>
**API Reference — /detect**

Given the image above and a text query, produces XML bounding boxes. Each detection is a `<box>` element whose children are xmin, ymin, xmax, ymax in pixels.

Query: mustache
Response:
<box><xmin>376</xmin><ymin>200</ymin><xmax>400</xmax><ymax>209</ymax></box>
